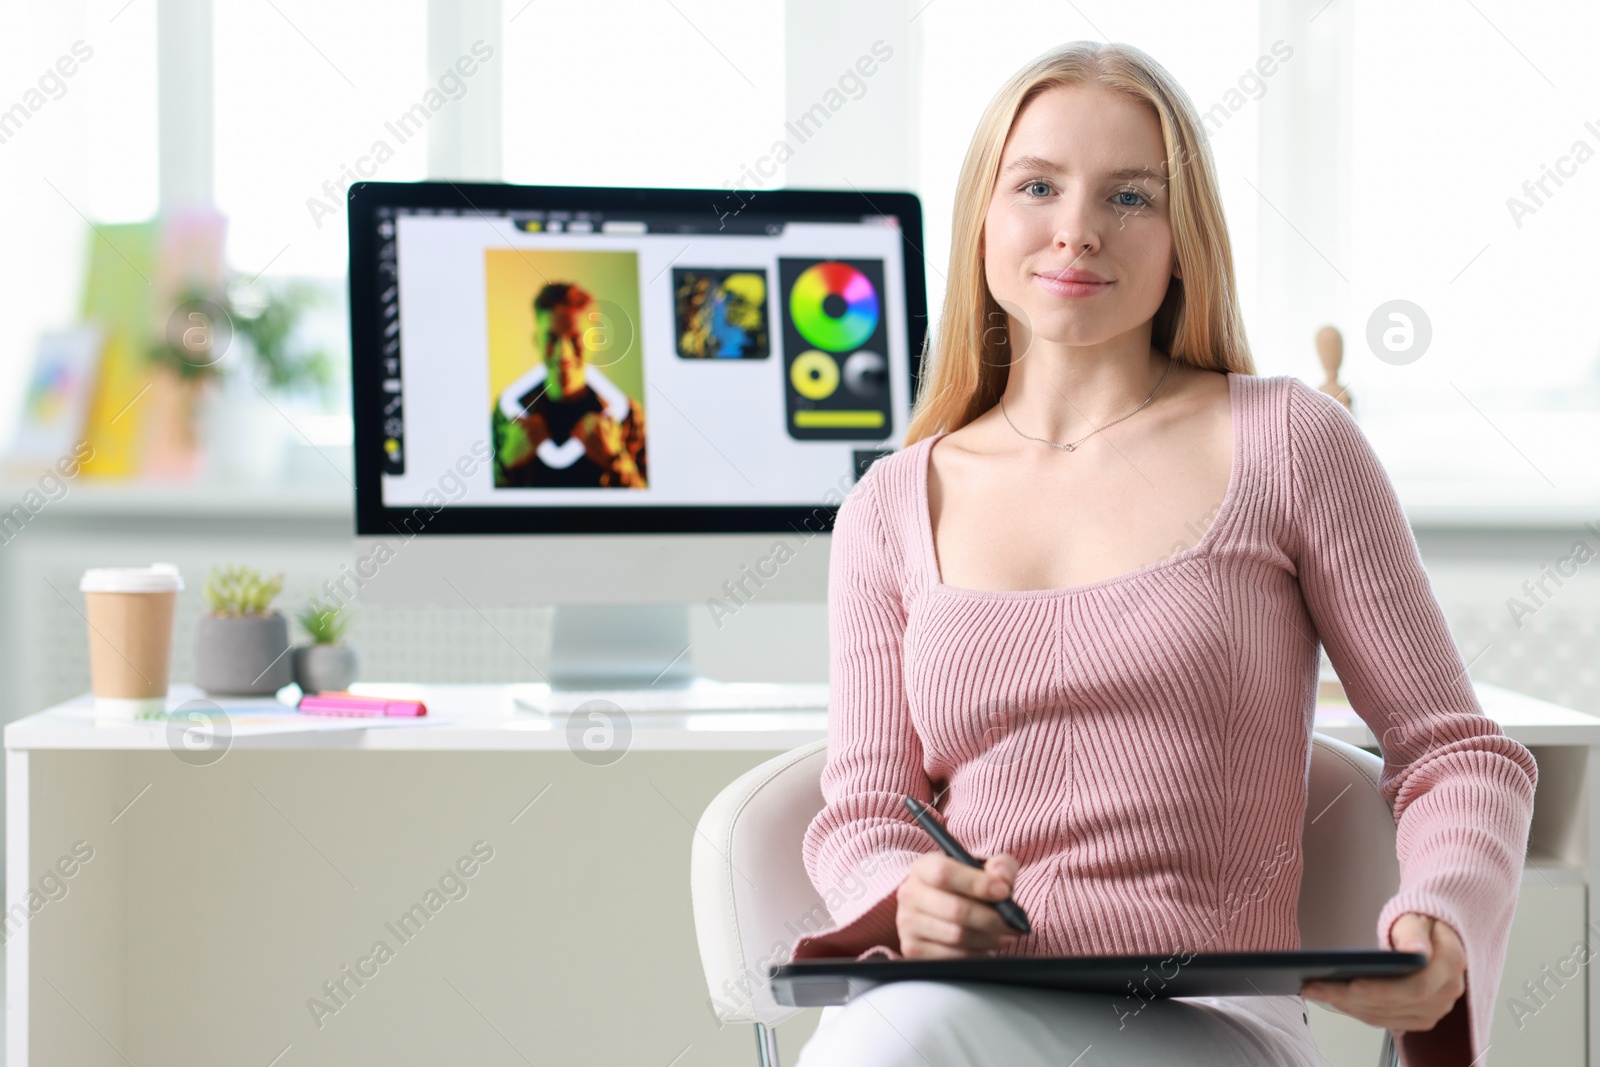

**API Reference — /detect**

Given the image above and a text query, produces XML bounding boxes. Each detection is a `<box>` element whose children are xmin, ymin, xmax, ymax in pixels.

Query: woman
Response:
<box><xmin>788</xmin><ymin>41</ymin><xmax>1536</xmax><ymax>1067</ymax></box>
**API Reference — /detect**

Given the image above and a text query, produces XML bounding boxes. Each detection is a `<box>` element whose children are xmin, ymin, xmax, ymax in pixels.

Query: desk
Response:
<box><xmin>5</xmin><ymin>682</ymin><xmax>1596</xmax><ymax>1066</ymax></box>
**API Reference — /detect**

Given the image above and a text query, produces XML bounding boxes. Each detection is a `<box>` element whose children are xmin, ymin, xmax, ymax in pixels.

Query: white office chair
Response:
<box><xmin>691</xmin><ymin>732</ymin><xmax>1403</xmax><ymax>1067</ymax></box>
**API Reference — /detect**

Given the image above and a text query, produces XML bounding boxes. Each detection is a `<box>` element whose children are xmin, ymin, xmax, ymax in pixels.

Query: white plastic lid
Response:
<box><xmin>79</xmin><ymin>563</ymin><xmax>184</xmax><ymax>593</ymax></box>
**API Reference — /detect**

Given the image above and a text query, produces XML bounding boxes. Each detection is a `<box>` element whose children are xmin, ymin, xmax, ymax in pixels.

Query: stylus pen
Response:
<box><xmin>902</xmin><ymin>795</ymin><xmax>1031</xmax><ymax>934</ymax></box>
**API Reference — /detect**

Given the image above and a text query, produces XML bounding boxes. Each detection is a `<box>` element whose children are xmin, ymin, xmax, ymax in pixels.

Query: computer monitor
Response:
<box><xmin>347</xmin><ymin>180</ymin><xmax>927</xmax><ymax>692</ymax></box>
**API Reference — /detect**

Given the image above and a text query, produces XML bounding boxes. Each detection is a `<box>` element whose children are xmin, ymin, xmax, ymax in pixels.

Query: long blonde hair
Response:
<box><xmin>904</xmin><ymin>41</ymin><xmax>1255</xmax><ymax>447</ymax></box>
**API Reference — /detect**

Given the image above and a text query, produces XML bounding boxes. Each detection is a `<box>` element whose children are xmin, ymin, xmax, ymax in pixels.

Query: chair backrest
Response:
<box><xmin>691</xmin><ymin>732</ymin><xmax>1397</xmax><ymax>1027</ymax></box>
<box><xmin>1298</xmin><ymin>733</ymin><xmax>1401</xmax><ymax>948</ymax></box>
<box><xmin>691</xmin><ymin>739</ymin><xmax>831</xmax><ymax>1027</ymax></box>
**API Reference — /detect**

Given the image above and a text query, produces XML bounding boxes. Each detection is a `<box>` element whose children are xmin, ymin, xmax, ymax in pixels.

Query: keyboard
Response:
<box><xmin>511</xmin><ymin>680</ymin><xmax>831</xmax><ymax>716</ymax></box>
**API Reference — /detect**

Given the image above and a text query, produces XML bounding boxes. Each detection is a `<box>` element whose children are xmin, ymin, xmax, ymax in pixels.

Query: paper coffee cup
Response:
<box><xmin>80</xmin><ymin>564</ymin><xmax>183</xmax><ymax>723</ymax></box>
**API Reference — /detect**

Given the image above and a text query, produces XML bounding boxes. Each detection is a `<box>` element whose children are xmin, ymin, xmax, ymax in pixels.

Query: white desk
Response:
<box><xmin>6</xmin><ymin>682</ymin><xmax>1596</xmax><ymax>1067</ymax></box>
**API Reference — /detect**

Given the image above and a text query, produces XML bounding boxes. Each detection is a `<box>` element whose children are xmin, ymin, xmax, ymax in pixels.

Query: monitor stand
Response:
<box><xmin>508</xmin><ymin>604</ymin><xmax>830</xmax><ymax>715</ymax></box>
<box><xmin>549</xmin><ymin>604</ymin><xmax>696</xmax><ymax>690</ymax></box>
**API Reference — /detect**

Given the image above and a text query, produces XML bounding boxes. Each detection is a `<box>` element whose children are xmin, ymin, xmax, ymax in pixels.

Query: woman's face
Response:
<box><xmin>982</xmin><ymin>82</ymin><xmax>1179</xmax><ymax>352</ymax></box>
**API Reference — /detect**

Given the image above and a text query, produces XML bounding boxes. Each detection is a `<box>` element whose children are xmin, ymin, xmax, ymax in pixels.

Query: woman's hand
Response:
<box><xmin>896</xmin><ymin>852</ymin><xmax>1024</xmax><ymax>959</ymax></box>
<box><xmin>1301</xmin><ymin>912</ymin><xmax>1466</xmax><ymax>1034</ymax></box>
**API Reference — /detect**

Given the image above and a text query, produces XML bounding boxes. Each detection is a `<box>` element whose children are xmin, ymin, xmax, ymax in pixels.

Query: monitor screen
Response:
<box><xmin>349</xmin><ymin>181</ymin><xmax>928</xmax><ymax>536</ymax></box>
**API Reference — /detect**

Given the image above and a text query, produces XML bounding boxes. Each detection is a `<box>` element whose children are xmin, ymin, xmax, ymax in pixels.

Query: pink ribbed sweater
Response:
<box><xmin>789</xmin><ymin>372</ymin><xmax>1538</xmax><ymax>1067</ymax></box>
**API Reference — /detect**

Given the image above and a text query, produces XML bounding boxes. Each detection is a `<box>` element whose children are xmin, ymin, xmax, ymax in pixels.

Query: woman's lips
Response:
<box><xmin>1034</xmin><ymin>273</ymin><xmax>1112</xmax><ymax>298</ymax></box>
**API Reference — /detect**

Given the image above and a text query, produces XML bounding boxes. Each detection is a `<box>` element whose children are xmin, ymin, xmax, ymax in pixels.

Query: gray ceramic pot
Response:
<box><xmin>194</xmin><ymin>613</ymin><xmax>293</xmax><ymax>696</ymax></box>
<box><xmin>293</xmin><ymin>643</ymin><xmax>359</xmax><ymax>694</ymax></box>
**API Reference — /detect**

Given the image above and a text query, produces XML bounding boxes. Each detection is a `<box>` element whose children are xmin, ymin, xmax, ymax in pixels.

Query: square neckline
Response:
<box><xmin>917</xmin><ymin>370</ymin><xmax>1245</xmax><ymax>600</ymax></box>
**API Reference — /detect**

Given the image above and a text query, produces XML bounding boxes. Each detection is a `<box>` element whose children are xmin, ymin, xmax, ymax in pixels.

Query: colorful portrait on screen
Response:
<box><xmin>485</xmin><ymin>249</ymin><xmax>647</xmax><ymax>489</ymax></box>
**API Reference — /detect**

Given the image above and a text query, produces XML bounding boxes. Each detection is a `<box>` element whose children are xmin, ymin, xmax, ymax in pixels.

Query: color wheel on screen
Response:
<box><xmin>789</xmin><ymin>261</ymin><xmax>880</xmax><ymax>352</ymax></box>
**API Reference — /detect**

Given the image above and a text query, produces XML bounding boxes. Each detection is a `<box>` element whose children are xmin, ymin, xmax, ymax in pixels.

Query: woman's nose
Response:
<box><xmin>1050</xmin><ymin>199</ymin><xmax>1102</xmax><ymax>255</ymax></box>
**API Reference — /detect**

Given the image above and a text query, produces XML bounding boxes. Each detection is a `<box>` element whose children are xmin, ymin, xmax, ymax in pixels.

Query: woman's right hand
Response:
<box><xmin>895</xmin><ymin>852</ymin><xmax>1023</xmax><ymax>959</ymax></box>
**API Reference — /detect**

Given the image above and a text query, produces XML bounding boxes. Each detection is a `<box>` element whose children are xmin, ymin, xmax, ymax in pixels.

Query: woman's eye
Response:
<box><xmin>1114</xmin><ymin>189</ymin><xmax>1151</xmax><ymax>208</ymax></box>
<box><xmin>1022</xmin><ymin>180</ymin><xmax>1052</xmax><ymax>198</ymax></box>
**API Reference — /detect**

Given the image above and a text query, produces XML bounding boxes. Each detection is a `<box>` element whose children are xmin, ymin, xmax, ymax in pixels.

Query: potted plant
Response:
<box><xmin>193</xmin><ymin>565</ymin><xmax>292</xmax><ymax>696</ymax></box>
<box><xmin>144</xmin><ymin>282</ymin><xmax>230</xmax><ymax>479</ymax></box>
<box><xmin>292</xmin><ymin>597</ymin><xmax>358</xmax><ymax>694</ymax></box>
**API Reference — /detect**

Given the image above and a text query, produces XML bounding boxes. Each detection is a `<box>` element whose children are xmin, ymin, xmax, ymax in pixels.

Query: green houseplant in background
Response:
<box><xmin>146</xmin><ymin>281</ymin><xmax>231</xmax><ymax>384</ymax></box>
<box><xmin>193</xmin><ymin>564</ymin><xmax>293</xmax><ymax>695</ymax></box>
<box><xmin>147</xmin><ymin>277</ymin><xmax>334</xmax><ymax>393</ymax></box>
<box><xmin>147</xmin><ymin>275</ymin><xmax>337</xmax><ymax>483</ymax></box>
<box><xmin>226</xmin><ymin>276</ymin><xmax>335</xmax><ymax>396</ymax></box>
<box><xmin>291</xmin><ymin>596</ymin><xmax>359</xmax><ymax>694</ymax></box>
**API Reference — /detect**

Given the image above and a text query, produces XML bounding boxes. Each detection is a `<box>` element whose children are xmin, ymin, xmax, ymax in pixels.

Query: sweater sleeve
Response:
<box><xmin>787</xmin><ymin>465</ymin><xmax>936</xmax><ymax>963</ymax></box>
<box><xmin>1284</xmin><ymin>378</ymin><xmax>1539</xmax><ymax>1067</ymax></box>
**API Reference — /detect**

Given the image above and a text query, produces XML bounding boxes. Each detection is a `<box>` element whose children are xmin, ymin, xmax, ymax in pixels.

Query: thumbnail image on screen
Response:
<box><xmin>671</xmin><ymin>267</ymin><xmax>770</xmax><ymax>360</ymax></box>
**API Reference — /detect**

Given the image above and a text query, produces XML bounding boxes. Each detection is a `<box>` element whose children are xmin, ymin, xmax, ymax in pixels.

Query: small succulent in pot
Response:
<box><xmin>292</xmin><ymin>597</ymin><xmax>359</xmax><ymax>694</ymax></box>
<box><xmin>194</xmin><ymin>565</ymin><xmax>292</xmax><ymax>696</ymax></box>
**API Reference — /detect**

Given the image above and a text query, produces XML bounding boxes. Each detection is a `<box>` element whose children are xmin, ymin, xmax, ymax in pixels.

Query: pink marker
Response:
<box><xmin>298</xmin><ymin>692</ymin><xmax>427</xmax><ymax>717</ymax></box>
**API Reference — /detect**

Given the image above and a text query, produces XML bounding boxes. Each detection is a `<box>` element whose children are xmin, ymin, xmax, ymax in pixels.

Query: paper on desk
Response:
<box><xmin>156</xmin><ymin>707</ymin><xmax>439</xmax><ymax>735</ymax></box>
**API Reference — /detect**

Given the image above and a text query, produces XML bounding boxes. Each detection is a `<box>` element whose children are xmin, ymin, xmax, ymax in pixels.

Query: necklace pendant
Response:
<box><xmin>1062</xmin><ymin>443</ymin><xmax>1074</xmax><ymax>452</ymax></box>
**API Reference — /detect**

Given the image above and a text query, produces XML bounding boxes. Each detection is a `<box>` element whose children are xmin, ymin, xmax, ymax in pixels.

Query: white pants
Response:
<box><xmin>794</xmin><ymin>981</ymin><xmax>1322</xmax><ymax>1067</ymax></box>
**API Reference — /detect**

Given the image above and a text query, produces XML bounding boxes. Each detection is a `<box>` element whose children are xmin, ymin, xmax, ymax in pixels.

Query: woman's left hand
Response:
<box><xmin>1301</xmin><ymin>912</ymin><xmax>1466</xmax><ymax>1034</ymax></box>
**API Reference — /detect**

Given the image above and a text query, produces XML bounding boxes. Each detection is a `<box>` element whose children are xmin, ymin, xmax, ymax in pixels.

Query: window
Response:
<box><xmin>1341</xmin><ymin>0</ymin><xmax>1600</xmax><ymax>509</ymax></box>
<box><xmin>214</xmin><ymin>0</ymin><xmax>428</xmax><ymax>281</ymax></box>
<box><xmin>213</xmin><ymin>1</ymin><xmax>428</xmax><ymax>441</ymax></box>
<box><xmin>500</xmin><ymin>0</ymin><xmax>784</xmax><ymax>189</ymax></box>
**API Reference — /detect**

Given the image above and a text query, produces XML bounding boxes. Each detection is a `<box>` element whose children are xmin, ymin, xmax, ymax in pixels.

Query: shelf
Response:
<box><xmin>0</xmin><ymin>478</ymin><xmax>352</xmax><ymax>522</ymax></box>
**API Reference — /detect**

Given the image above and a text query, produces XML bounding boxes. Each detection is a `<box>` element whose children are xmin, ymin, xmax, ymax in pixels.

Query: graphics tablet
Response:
<box><xmin>769</xmin><ymin>949</ymin><xmax>1427</xmax><ymax>1007</ymax></box>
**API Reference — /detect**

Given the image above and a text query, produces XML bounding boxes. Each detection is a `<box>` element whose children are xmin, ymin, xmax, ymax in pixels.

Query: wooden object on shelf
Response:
<box><xmin>1315</xmin><ymin>326</ymin><xmax>1353</xmax><ymax>413</ymax></box>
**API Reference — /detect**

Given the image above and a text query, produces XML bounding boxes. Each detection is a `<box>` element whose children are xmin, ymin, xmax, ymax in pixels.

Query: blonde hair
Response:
<box><xmin>904</xmin><ymin>41</ymin><xmax>1255</xmax><ymax>447</ymax></box>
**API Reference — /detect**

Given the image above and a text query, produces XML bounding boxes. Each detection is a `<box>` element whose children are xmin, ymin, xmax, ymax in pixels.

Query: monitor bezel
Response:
<box><xmin>348</xmin><ymin>179</ymin><xmax>929</xmax><ymax>536</ymax></box>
